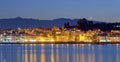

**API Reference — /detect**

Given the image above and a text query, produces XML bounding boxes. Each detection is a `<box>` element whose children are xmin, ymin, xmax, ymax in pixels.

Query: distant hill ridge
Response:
<box><xmin>0</xmin><ymin>17</ymin><xmax>78</xmax><ymax>29</ymax></box>
<box><xmin>0</xmin><ymin>17</ymin><xmax>119</xmax><ymax>30</ymax></box>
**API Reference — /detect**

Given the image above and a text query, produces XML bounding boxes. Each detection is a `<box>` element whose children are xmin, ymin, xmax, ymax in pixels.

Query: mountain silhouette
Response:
<box><xmin>0</xmin><ymin>17</ymin><xmax>78</xmax><ymax>29</ymax></box>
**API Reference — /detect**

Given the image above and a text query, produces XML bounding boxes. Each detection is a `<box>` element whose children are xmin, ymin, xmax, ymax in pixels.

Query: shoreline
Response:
<box><xmin>0</xmin><ymin>42</ymin><xmax>120</xmax><ymax>44</ymax></box>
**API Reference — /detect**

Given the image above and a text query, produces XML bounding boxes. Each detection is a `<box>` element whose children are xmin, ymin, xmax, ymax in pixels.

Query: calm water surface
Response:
<box><xmin>0</xmin><ymin>44</ymin><xmax>120</xmax><ymax>62</ymax></box>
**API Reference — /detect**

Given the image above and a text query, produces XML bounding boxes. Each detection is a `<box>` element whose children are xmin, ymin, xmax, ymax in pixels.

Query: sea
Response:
<box><xmin>0</xmin><ymin>43</ymin><xmax>120</xmax><ymax>62</ymax></box>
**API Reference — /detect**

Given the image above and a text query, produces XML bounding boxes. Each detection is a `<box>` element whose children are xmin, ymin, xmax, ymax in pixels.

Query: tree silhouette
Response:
<box><xmin>64</xmin><ymin>22</ymin><xmax>70</xmax><ymax>28</ymax></box>
<box><xmin>77</xmin><ymin>18</ymin><xmax>89</xmax><ymax>31</ymax></box>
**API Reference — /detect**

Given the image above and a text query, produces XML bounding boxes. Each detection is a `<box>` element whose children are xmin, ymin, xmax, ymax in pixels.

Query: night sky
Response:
<box><xmin>0</xmin><ymin>0</ymin><xmax>120</xmax><ymax>22</ymax></box>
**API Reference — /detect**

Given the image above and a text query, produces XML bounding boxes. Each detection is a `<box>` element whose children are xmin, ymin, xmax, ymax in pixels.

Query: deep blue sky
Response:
<box><xmin>0</xmin><ymin>0</ymin><xmax>120</xmax><ymax>22</ymax></box>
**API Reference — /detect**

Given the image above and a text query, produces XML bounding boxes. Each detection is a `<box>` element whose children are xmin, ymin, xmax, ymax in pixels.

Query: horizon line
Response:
<box><xmin>0</xmin><ymin>16</ymin><xmax>120</xmax><ymax>23</ymax></box>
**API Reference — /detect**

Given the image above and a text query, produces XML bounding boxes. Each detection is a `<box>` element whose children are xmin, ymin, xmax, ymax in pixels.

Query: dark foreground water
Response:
<box><xmin>0</xmin><ymin>44</ymin><xmax>120</xmax><ymax>62</ymax></box>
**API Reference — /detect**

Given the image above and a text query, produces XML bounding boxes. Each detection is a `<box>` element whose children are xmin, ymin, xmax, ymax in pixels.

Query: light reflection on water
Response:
<box><xmin>0</xmin><ymin>44</ymin><xmax>120</xmax><ymax>62</ymax></box>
